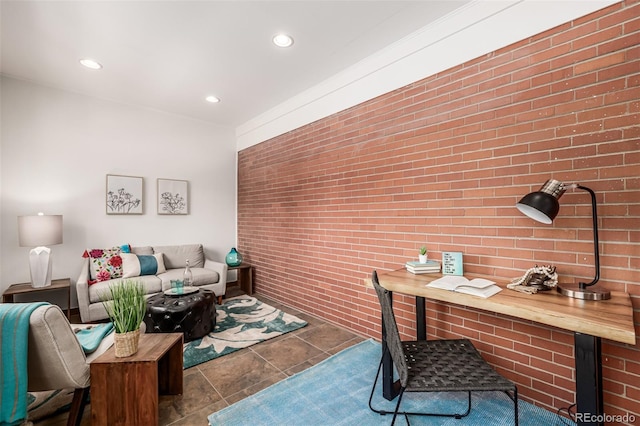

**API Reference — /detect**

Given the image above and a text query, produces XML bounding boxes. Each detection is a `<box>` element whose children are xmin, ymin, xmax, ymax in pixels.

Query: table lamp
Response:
<box><xmin>516</xmin><ymin>179</ymin><xmax>610</xmax><ymax>300</ymax></box>
<box><xmin>18</xmin><ymin>213</ymin><xmax>63</xmax><ymax>288</ymax></box>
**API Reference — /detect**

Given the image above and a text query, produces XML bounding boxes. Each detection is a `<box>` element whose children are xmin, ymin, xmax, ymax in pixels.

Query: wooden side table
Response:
<box><xmin>90</xmin><ymin>333</ymin><xmax>183</xmax><ymax>425</ymax></box>
<box><xmin>2</xmin><ymin>278</ymin><xmax>71</xmax><ymax>320</ymax></box>
<box><xmin>228</xmin><ymin>263</ymin><xmax>253</xmax><ymax>295</ymax></box>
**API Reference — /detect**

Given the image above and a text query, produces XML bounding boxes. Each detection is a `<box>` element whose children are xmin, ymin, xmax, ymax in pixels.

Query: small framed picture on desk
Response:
<box><xmin>442</xmin><ymin>251</ymin><xmax>463</xmax><ymax>276</ymax></box>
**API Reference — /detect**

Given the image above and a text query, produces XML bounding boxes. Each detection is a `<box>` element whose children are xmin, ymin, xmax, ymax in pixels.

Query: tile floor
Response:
<box><xmin>36</xmin><ymin>285</ymin><xmax>366</xmax><ymax>425</ymax></box>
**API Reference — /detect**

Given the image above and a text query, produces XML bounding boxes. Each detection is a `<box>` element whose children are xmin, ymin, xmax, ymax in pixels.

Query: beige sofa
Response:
<box><xmin>76</xmin><ymin>243</ymin><xmax>227</xmax><ymax>323</ymax></box>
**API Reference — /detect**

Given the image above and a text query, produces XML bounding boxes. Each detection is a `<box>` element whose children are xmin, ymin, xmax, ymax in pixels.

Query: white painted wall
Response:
<box><xmin>0</xmin><ymin>77</ymin><xmax>237</xmax><ymax>307</ymax></box>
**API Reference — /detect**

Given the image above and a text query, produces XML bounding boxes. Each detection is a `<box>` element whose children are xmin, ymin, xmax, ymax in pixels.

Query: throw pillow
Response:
<box><xmin>85</xmin><ymin>247</ymin><xmax>123</xmax><ymax>282</ymax></box>
<box><xmin>121</xmin><ymin>253</ymin><xmax>166</xmax><ymax>278</ymax></box>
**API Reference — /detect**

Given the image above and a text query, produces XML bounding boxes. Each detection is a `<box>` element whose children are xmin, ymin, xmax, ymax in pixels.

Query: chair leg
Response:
<box><xmin>67</xmin><ymin>387</ymin><xmax>89</xmax><ymax>426</ymax></box>
<box><xmin>368</xmin><ymin>354</ymin><xmax>385</xmax><ymax>414</ymax></box>
<box><xmin>391</xmin><ymin>388</ymin><xmax>406</xmax><ymax>426</ymax></box>
<box><xmin>368</xmin><ymin>348</ymin><xmax>402</xmax><ymax>417</ymax></box>
<box><xmin>501</xmin><ymin>388</ymin><xmax>519</xmax><ymax>426</ymax></box>
<box><xmin>457</xmin><ymin>391</ymin><xmax>472</xmax><ymax>419</ymax></box>
<box><xmin>514</xmin><ymin>388</ymin><xmax>519</xmax><ymax>426</ymax></box>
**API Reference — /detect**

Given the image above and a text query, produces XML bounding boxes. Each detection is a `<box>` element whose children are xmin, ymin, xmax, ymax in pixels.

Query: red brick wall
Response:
<box><xmin>238</xmin><ymin>0</ymin><xmax>639</xmax><ymax>418</ymax></box>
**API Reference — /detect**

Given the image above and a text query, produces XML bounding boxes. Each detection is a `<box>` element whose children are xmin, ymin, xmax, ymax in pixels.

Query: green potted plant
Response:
<box><xmin>419</xmin><ymin>246</ymin><xmax>428</xmax><ymax>263</ymax></box>
<box><xmin>102</xmin><ymin>279</ymin><xmax>146</xmax><ymax>357</ymax></box>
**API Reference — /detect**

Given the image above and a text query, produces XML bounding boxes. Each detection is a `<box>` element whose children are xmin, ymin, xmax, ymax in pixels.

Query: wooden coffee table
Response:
<box><xmin>90</xmin><ymin>332</ymin><xmax>183</xmax><ymax>425</ymax></box>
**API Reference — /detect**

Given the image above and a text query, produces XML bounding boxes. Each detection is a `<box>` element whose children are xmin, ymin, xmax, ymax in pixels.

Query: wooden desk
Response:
<box><xmin>2</xmin><ymin>278</ymin><xmax>71</xmax><ymax>319</ymax></box>
<box><xmin>90</xmin><ymin>333</ymin><xmax>183</xmax><ymax>425</ymax></box>
<box><xmin>366</xmin><ymin>269</ymin><xmax>635</xmax><ymax>425</ymax></box>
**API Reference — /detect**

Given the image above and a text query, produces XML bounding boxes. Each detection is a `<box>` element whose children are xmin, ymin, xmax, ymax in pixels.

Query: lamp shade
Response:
<box><xmin>515</xmin><ymin>179</ymin><xmax>565</xmax><ymax>224</ymax></box>
<box><xmin>18</xmin><ymin>214</ymin><xmax>63</xmax><ymax>247</ymax></box>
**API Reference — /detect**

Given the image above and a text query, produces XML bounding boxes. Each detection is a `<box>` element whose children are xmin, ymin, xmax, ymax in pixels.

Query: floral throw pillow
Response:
<box><xmin>85</xmin><ymin>247</ymin><xmax>124</xmax><ymax>282</ymax></box>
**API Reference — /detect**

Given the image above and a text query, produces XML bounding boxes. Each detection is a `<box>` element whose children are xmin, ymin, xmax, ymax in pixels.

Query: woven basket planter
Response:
<box><xmin>114</xmin><ymin>328</ymin><xmax>141</xmax><ymax>358</ymax></box>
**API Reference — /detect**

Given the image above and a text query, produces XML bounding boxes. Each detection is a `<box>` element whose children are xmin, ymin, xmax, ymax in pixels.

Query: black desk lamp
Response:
<box><xmin>516</xmin><ymin>179</ymin><xmax>610</xmax><ymax>300</ymax></box>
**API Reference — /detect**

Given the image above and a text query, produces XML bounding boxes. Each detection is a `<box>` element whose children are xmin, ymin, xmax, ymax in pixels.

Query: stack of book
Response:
<box><xmin>405</xmin><ymin>260</ymin><xmax>441</xmax><ymax>274</ymax></box>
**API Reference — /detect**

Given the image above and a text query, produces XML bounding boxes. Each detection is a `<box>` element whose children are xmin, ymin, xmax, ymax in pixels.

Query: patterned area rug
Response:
<box><xmin>26</xmin><ymin>295</ymin><xmax>306</xmax><ymax>422</ymax></box>
<box><xmin>183</xmin><ymin>295</ymin><xmax>307</xmax><ymax>369</ymax></box>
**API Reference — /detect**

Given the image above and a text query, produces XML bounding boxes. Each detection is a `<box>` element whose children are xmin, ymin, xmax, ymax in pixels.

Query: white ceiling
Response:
<box><xmin>0</xmin><ymin>1</ymin><xmax>472</xmax><ymax>128</ymax></box>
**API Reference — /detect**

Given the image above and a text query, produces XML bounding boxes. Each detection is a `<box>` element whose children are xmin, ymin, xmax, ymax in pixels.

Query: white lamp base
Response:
<box><xmin>29</xmin><ymin>246</ymin><xmax>53</xmax><ymax>288</ymax></box>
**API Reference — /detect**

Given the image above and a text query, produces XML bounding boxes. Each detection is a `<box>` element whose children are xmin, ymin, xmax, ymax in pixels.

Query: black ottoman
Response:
<box><xmin>144</xmin><ymin>289</ymin><xmax>216</xmax><ymax>342</ymax></box>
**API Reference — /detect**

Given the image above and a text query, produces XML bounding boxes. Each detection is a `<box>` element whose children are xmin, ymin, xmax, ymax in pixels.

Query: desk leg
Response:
<box><xmin>416</xmin><ymin>296</ymin><xmax>426</xmax><ymax>341</ymax></box>
<box><xmin>574</xmin><ymin>333</ymin><xmax>603</xmax><ymax>426</ymax></box>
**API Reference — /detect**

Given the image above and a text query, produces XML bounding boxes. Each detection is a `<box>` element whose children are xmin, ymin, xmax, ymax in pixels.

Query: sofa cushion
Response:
<box><xmin>88</xmin><ymin>276</ymin><xmax>162</xmax><ymax>304</ymax></box>
<box><xmin>86</xmin><ymin>247</ymin><xmax>123</xmax><ymax>282</ymax></box>
<box><xmin>131</xmin><ymin>246</ymin><xmax>154</xmax><ymax>255</ymax></box>
<box><xmin>157</xmin><ymin>268</ymin><xmax>219</xmax><ymax>291</ymax></box>
<box><xmin>152</xmin><ymin>244</ymin><xmax>204</xmax><ymax>269</ymax></box>
<box><xmin>121</xmin><ymin>253</ymin><xmax>166</xmax><ymax>278</ymax></box>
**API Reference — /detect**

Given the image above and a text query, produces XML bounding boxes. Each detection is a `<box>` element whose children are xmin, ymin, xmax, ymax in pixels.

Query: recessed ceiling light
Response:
<box><xmin>272</xmin><ymin>33</ymin><xmax>294</xmax><ymax>48</ymax></box>
<box><xmin>205</xmin><ymin>96</ymin><xmax>220</xmax><ymax>103</ymax></box>
<box><xmin>79</xmin><ymin>58</ymin><xmax>102</xmax><ymax>70</ymax></box>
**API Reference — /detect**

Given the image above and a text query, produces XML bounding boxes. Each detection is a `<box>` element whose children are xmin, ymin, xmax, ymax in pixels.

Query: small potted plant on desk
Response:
<box><xmin>419</xmin><ymin>246</ymin><xmax>428</xmax><ymax>263</ymax></box>
<box><xmin>102</xmin><ymin>279</ymin><xmax>146</xmax><ymax>357</ymax></box>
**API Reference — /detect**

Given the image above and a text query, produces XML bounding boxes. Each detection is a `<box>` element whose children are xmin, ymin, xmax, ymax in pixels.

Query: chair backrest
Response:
<box><xmin>27</xmin><ymin>305</ymin><xmax>90</xmax><ymax>392</ymax></box>
<box><xmin>372</xmin><ymin>271</ymin><xmax>408</xmax><ymax>387</ymax></box>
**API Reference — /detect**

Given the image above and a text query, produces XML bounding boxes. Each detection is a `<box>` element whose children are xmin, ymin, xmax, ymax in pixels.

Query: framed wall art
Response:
<box><xmin>157</xmin><ymin>178</ymin><xmax>189</xmax><ymax>215</ymax></box>
<box><xmin>106</xmin><ymin>174</ymin><xmax>143</xmax><ymax>215</ymax></box>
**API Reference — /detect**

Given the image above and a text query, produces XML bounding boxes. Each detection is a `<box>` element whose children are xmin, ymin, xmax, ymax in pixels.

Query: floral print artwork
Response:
<box><xmin>157</xmin><ymin>179</ymin><xmax>188</xmax><ymax>214</ymax></box>
<box><xmin>106</xmin><ymin>188</ymin><xmax>141</xmax><ymax>213</ymax></box>
<box><xmin>106</xmin><ymin>175</ymin><xmax>143</xmax><ymax>215</ymax></box>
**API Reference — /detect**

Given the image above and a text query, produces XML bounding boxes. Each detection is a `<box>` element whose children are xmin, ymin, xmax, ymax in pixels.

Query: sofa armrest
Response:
<box><xmin>75</xmin><ymin>258</ymin><xmax>91</xmax><ymax>323</ymax></box>
<box><xmin>204</xmin><ymin>259</ymin><xmax>228</xmax><ymax>288</ymax></box>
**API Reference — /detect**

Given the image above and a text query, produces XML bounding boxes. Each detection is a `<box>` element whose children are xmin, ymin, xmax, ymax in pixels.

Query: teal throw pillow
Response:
<box><xmin>121</xmin><ymin>253</ymin><xmax>166</xmax><ymax>278</ymax></box>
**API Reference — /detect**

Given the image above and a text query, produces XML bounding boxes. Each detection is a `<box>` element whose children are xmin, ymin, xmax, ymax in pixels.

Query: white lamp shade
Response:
<box><xmin>18</xmin><ymin>215</ymin><xmax>63</xmax><ymax>247</ymax></box>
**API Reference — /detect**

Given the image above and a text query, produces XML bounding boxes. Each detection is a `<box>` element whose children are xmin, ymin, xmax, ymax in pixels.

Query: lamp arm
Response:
<box><xmin>576</xmin><ymin>185</ymin><xmax>600</xmax><ymax>288</ymax></box>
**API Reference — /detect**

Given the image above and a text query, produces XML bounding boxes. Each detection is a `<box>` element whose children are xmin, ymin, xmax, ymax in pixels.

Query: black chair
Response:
<box><xmin>369</xmin><ymin>270</ymin><xmax>518</xmax><ymax>425</ymax></box>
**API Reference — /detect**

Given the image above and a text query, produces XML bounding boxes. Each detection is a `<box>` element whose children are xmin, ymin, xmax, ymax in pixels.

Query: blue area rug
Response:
<box><xmin>208</xmin><ymin>339</ymin><xmax>566</xmax><ymax>426</ymax></box>
<box><xmin>183</xmin><ymin>295</ymin><xmax>307</xmax><ymax>369</ymax></box>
